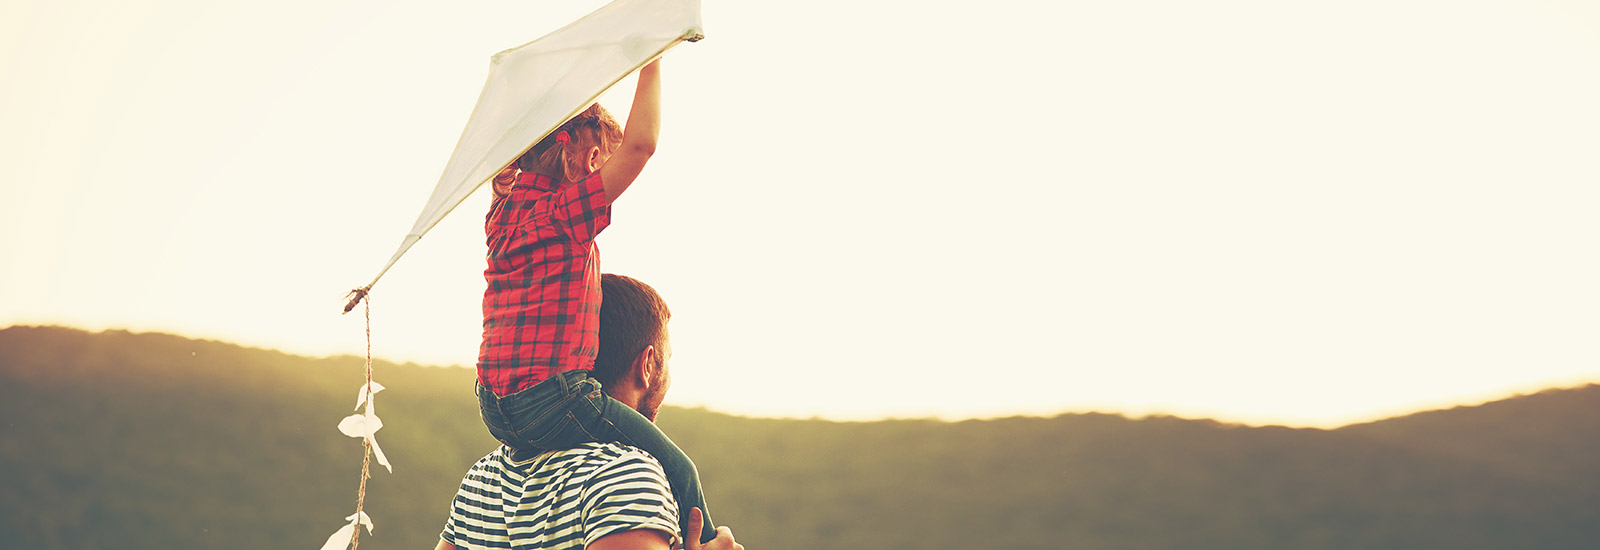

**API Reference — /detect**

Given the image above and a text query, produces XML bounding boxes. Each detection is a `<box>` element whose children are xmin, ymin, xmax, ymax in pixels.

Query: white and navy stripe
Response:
<box><xmin>441</xmin><ymin>442</ymin><xmax>680</xmax><ymax>549</ymax></box>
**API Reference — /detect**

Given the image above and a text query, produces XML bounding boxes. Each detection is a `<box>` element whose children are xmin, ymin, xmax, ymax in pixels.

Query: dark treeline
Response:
<box><xmin>2</xmin><ymin>326</ymin><xmax>1596</xmax><ymax>549</ymax></box>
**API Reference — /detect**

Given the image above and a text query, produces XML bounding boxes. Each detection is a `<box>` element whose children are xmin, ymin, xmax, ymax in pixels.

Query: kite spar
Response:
<box><xmin>343</xmin><ymin>0</ymin><xmax>703</xmax><ymax>312</ymax></box>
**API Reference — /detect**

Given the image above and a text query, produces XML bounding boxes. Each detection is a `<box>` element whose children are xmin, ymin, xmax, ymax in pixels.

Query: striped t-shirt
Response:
<box><xmin>441</xmin><ymin>442</ymin><xmax>681</xmax><ymax>549</ymax></box>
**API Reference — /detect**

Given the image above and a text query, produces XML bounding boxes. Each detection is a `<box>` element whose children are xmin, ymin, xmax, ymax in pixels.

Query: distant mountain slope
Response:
<box><xmin>0</xmin><ymin>326</ymin><xmax>490</xmax><ymax>550</ymax></box>
<box><xmin>2</xmin><ymin>326</ymin><xmax>1596</xmax><ymax>550</ymax></box>
<box><xmin>1341</xmin><ymin>385</ymin><xmax>1600</xmax><ymax>483</ymax></box>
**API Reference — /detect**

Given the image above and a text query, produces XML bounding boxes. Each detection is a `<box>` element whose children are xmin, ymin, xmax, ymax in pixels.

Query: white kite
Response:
<box><xmin>344</xmin><ymin>0</ymin><xmax>703</xmax><ymax>311</ymax></box>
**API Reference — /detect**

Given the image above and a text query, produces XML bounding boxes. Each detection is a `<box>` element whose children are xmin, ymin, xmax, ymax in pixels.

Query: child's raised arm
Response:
<box><xmin>598</xmin><ymin>58</ymin><xmax>662</xmax><ymax>205</ymax></box>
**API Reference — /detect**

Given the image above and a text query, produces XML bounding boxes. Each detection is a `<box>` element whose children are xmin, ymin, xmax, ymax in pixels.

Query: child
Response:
<box><xmin>475</xmin><ymin>59</ymin><xmax>715</xmax><ymax>544</ymax></box>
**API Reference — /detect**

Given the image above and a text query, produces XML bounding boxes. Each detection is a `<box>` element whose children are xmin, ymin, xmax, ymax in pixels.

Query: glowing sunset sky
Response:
<box><xmin>2</xmin><ymin>0</ymin><xmax>1597</xmax><ymax>427</ymax></box>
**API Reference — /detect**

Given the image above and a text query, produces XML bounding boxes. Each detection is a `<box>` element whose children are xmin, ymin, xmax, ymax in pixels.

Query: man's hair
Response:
<box><xmin>592</xmin><ymin>273</ymin><xmax>671</xmax><ymax>389</ymax></box>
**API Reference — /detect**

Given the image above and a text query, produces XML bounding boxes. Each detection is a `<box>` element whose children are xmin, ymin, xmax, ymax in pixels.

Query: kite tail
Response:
<box><xmin>351</xmin><ymin>296</ymin><xmax>374</xmax><ymax>550</ymax></box>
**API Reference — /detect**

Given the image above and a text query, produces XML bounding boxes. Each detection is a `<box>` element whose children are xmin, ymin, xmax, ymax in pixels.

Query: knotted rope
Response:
<box><xmin>350</xmin><ymin>293</ymin><xmax>374</xmax><ymax>549</ymax></box>
<box><xmin>342</xmin><ymin>287</ymin><xmax>370</xmax><ymax>315</ymax></box>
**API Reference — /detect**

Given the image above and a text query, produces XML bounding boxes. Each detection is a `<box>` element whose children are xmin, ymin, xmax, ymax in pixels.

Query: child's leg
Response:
<box><xmin>568</xmin><ymin>381</ymin><xmax>718</xmax><ymax>545</ymax></box>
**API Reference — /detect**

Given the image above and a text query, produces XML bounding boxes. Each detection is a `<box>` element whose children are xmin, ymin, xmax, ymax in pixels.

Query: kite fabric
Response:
<box><xmin>345</xmin><ymin>0</ymin><xmax>703</xmax><ymax>310</ymax></box>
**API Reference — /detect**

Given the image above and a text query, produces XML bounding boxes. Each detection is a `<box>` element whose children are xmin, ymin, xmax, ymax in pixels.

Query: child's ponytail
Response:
<box><xmin>516</xmin><ymin>104</ymin><xmax>624</xmax><ymax>184</ymax></box>
<box><xmin>534</xmin><ymin>130</ymin><xmax>572</xmax><ymax>180</ymax></box>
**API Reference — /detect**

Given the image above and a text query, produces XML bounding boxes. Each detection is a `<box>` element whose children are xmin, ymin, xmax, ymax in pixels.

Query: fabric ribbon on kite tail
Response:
<box><xmin>340</xmin><ymin>0</ymin><xmax>703</xmax><ymax>314</ymax></box>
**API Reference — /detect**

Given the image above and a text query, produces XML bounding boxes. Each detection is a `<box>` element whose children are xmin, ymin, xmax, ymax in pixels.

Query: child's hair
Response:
<box><xmin>517</xmin><ymin>104</ymin><xmax>624</xmax><ymax>183</ymax></box>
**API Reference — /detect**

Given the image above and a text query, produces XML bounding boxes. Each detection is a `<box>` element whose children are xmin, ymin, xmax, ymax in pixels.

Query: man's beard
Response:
<box><xmin>635</xmin><ymin>358</ymin><xmax>668</xmax><ymax>421</ymax></box>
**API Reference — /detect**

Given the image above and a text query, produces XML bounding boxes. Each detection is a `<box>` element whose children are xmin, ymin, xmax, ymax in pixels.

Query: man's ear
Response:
<box><xmin>631</xmin><ymin>345</ymin><xmax>657</xmax><ymax>388</ymax></box>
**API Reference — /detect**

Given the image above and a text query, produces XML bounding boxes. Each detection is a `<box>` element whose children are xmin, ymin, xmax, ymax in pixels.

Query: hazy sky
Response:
<box><xmin>3</xmin><ymin>0</ymin><xmax>1597</xmax><ymax>428</ymax></box>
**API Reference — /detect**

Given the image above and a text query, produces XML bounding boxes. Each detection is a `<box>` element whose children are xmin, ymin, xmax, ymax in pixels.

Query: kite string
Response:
<box><xmin>350</xmin><ymin>294</ymin><xmax>374</xmax><ymax>550</ymax></box>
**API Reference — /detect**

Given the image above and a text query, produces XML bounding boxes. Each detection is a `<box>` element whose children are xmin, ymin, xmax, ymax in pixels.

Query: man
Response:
<box><xmin>436</xmin><ymin>274</ymin><xmax>742</xmax><ymax>550</ymax></box>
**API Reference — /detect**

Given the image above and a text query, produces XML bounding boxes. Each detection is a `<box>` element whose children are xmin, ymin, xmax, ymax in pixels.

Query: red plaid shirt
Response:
<box><xmin>478</xmin><ymin>171</ymin><xmax>611</xmax><ymax>396</ymax></box>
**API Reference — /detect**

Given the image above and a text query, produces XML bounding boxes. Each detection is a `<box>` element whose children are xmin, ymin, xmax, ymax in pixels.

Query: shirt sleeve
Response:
<box><xmin>582</xmin><ymin>449</ymin><xmax>681</xmax><ymax>548</ymax></box>
<box><xmin>546</xmin><ymin>172</ymin><xmax>612</xmax><ymax>243</ymax></box>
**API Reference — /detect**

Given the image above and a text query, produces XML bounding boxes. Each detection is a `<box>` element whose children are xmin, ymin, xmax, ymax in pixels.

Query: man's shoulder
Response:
<box><xmin>517</xmin><ymin>443</ymin><xmax>680</xmax><ymax>547</ymax></box>
<box><xmin>500</xmin><ymin>442</ymin><xmax>669</xmax><ymax>485</ymax></box>
<box><xmin>446</xmin><ymin>443</ymin><xmax>678</xmax><ymax>549</ymax></box>
<box><xmin>504</xmin><ymin>441</ymin><xmax>661</xmax><ymax>467</ymax></box>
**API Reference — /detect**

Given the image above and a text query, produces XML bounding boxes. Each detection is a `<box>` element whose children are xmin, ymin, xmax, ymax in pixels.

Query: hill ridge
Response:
<box><xmin>5</xmin><ymin>324</ymin><xmax>1590</xmax><ymax>429</ymax></box>
<box><xmin>3</xmin><ymin>324</ymin><xmax>1597</xmax><ymax>549</ymax></box>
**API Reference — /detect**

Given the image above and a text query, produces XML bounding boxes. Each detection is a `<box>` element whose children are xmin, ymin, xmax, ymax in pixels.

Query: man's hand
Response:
<box><xmin>685</xmin><ymin>508</ymin><xmax>742</xmax><ymax>550</ymax></box>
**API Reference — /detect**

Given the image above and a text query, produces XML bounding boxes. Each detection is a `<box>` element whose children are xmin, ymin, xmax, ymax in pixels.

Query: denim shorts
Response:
<box><xmin>477</xmin><ymin>369</ymin><xmax>604</xmax><ymax>450</ymax></box>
